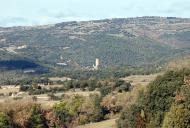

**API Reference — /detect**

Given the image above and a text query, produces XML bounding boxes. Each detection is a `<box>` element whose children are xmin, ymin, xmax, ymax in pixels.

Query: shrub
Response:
<box><xmin>19</xmin><ymin>85</ymin><xmax>30</xmax><ymax>91</ymax></box>
<box><xmin>162</xmin><ymin>104</ymin><xmax>190</xmax><ymax>128</ymax></box>
<box><xmin>100</xmin><ymin>85</ymin><xmax>112</xmax><ymax>97</ymax></box>
<box><xmin>88</xmin><ymin>94</ymin><xmax>104</xmax><ymax>122</ymax></box>
<box><xmin>53</xmin><ymin>102</ymin><xmax>72</xmax><ymax>128</ymax></box>
<box><xmin>118</xmin><ymin>70</ymin><xmax>190</xmax><ymax>128</ymax></box>
<box><xmin>28</xmin><ymin>105</ymin><xmax>48</xmax><ymax>128</ymax></box>
<box><xmin>48</xmin><ymin>93</ymin><xmax>61</xmax><ymax>101</ymax></box>
<box><xmin>0</xmin><ymin>112</ymin><xmax>11</xmax><ymax>128</ymax></box>
<box><xmin>117</xmin><ymin>104</ymin><xmax>145</xmax><ymax>128</ymax></box>
<box><xmin>118</xmin><ymin>83</ymin><xmax>131</xmax><ymax>93</ymax></box>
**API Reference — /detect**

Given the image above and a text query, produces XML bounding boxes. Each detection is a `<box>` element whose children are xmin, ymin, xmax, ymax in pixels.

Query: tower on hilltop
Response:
<box><xmin>93</xmin><ymin>58</ymin><xmax>100</xmax><ymax>70</ymax></box>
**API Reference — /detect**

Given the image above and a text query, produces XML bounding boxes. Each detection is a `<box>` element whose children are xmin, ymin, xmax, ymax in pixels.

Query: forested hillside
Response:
<box><xmin>0</xmin><ymin>17</ymin><xmax>190</xmax><ymax>70</ymax></box>
<box><xmin>117</xmin><ymin>69</ymin><xmax>190</xmax><ymax>128</ymax></box>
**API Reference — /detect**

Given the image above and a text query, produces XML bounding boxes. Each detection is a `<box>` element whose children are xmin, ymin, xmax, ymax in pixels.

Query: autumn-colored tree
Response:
<box><xmin>101</xmin><ymin>95</ymin><xmax>122</xmax><ymax>115</ymax></box>
<box><xmin>162</xmin><ymin>104</ymin><xmax>190</xmax><ymax>128</ymax></box>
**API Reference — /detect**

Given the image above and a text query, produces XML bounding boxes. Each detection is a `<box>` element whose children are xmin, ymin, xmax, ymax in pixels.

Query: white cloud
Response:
<box><xmin>0</xmin><ymin>0</ymin><xmax>189</xmax><ymax>26</ymax></box>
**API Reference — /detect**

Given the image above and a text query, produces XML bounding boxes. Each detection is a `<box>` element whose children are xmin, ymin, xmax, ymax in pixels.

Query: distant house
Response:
<box><xmin>23</xmin><ymin>69</ymin><xmax>36</xmax><ymax>73</ymax></box>
<box><xmin>17</xmin><ymin>45</ymin><xmax>27</xmax><ymax>50</ymax></box>
<box><xmin>56</xmin><ymin>63</ymin><xmax>67</xmax><ymax>66</ymax></box>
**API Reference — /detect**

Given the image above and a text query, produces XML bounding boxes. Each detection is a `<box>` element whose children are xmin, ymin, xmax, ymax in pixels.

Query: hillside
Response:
<box><xmin>118</xmin><ymin>69</ymin><xmax>190</xmax><ymax>128</ymax></box>
<box><xmin>0</xmin><ymin>17</ymin><xmax>190</xmax><ymax>70</ymax></box>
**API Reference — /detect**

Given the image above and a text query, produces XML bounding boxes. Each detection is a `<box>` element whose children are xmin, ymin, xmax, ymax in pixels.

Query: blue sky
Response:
<box><xmin>0</xmin><ymin>0</ymin><xmax>189</xmax><ymax>26</ymax></box>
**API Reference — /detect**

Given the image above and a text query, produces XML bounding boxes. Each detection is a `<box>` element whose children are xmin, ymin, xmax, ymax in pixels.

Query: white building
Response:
<box><xmin>93</xmin><ymin>58</ymin><xmax>100</xmax><ymax>70</ymax></box>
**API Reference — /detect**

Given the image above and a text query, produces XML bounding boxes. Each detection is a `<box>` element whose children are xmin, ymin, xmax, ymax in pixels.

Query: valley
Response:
<box><xmin>0</xmin><ymin>73</ymin><xmax>159</xmax><ymax>127</ymax></box>
<box><xmin>1</xmin><ymin>17</ymin><xmax>190</xmax><ymax>128</ymax></box>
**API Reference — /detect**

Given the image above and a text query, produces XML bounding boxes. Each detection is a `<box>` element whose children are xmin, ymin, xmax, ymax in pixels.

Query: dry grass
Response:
<box><xmin>167</xmin><ymin>56</ymin><xmax>190</xmax><ymax>70</ymax></box>
<box><xmin>0</xmin><ymin>86</ymin><xmax>19</xmax><ymax>94</ymax></box>
<box><xmin>118</xmin><ymin>73</ymin><xmax>161</xmax><ymax>107</ymax></box>
<box><xmin>49</xmin><ymin>77</ymin><xmax>71</xmax><ymax>81</ymax></box>
<box><xmin>77</xmin><ymin>118</ymin><xmax>117</xmax><ymax>128</ymax></box>
<box><xmin>46</xmin><ymin>84</ymin><xmax>64</xmax><ymax>88</ymax></box>
<box><xmin>63</xmin><ymin>91</ymin><xmax>100</xmax><ymax>97</ymax></box>
<box><xmin>121</xmin><ymin>73</ymin><xmax>161</xmax><ymax>86</ymax></box>
<box><xmin>0</xmin><ymin>100</ymin><xmax>34</xmax><ymax>112</ymax></box>
<box><xmin>28</xmin><ymin>91</ymin><xmax>99</xmax><ymax>108</ymax></box>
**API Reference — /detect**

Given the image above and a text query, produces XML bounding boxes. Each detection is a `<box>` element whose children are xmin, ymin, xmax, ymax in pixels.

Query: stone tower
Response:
<box><xmin>93</xmin><ymin>58</ymin><xmax>100</xmax><ymax>70</ymax></box>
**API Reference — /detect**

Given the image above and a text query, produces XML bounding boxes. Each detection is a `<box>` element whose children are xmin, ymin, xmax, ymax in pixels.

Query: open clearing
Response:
<box><xmin>63</xmin><ymin>90</ymin><xmax>100</xmax><ymax>97</ymax></box>
<box><xmin>121</xmin><ymin>73</ymin><xmax>162</xmax><ymax>86</ymax></box>
<box><xmin>0</xmin><ymin>86</ymin><xmax>19</xmax><ymax>94</ymax></box>
<box><xmin>77</xmin><ymin>118</ymin><xmax>117</xmax><ymax>128</ymax></box>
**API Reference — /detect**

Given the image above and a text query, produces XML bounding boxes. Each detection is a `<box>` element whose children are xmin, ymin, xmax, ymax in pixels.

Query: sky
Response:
<box><xmin>0</xmin><ymin>0</ymin><xmax>189</xmax><ymax>27</ymax></box>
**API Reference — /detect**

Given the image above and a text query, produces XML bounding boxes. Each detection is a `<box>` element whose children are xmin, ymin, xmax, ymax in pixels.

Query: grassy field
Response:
<box><xmin>0</xmin><ymin>86</ymin><xmax>19</xmax><ymax>94</ymax></box>
<box><xmin>63</xmin><ymin>90</ymin><xmax>100</xmax><ymax>97</ymax></box>
<box><xmin>77</xmin><ymin>118</ymin><xmax>117</xmax><ymax>128</ymax></box>
<box><xmin>121</xmin><ymin>73</ymin><xmax>161</xmax><ymax>86</ymax></box>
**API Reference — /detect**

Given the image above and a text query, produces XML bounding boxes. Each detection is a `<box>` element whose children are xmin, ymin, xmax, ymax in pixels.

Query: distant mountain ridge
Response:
<box><xmin>0</xmin><ymin>16</ymin><xmax>190</xmax><ymax>70</ymax></box>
